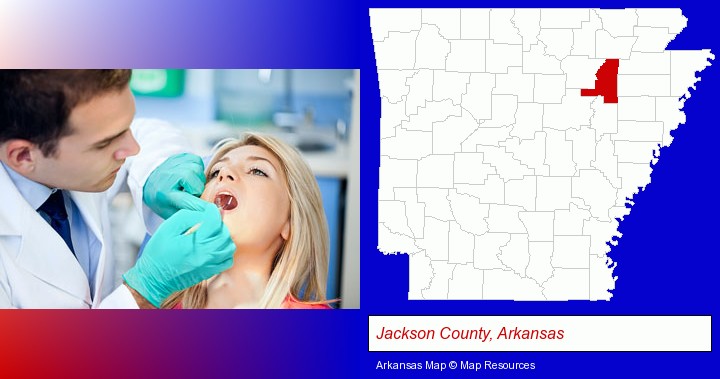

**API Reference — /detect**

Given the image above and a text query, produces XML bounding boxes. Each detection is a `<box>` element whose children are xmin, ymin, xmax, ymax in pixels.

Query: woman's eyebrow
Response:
<box><xmin>246</xmin><ymin>155</ymin><xmax>277</xmax><ymax>172</ymax></box>
<box><xmin>207</xmin><ymin>157</ymin><xmax>229</xmax><ymax>174</ymax></box>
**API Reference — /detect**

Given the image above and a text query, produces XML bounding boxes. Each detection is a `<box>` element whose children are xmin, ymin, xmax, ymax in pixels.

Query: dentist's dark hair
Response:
<box><xmin>0</xmin><ymin>70</ymin><xmax>132</xmax><ymax>156</ymax></box>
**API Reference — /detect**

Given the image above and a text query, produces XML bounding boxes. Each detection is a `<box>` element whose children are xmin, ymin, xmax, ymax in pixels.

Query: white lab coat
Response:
<box><xmin>0</xmin><ymin>118</ymin><xmax>192</xmax><ymax>308</ymax></box>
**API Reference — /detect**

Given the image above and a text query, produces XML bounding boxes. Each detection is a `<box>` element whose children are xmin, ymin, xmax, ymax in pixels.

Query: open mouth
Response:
<box><xmin>214</xmin><ymin>192</ymin><xmax>238</xmax><ymax>211</ymax></box>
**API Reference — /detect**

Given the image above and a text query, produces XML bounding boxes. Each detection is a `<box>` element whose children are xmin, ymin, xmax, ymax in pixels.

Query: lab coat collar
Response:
<box><xmin>0</xmin><ymin>166</ymin><xmax>93</xmax><ymax>306</ymax></box>
<box><xmin>0</xmin><ymin>161</ymin><xmax>53</xmax><ymax>211</ymax></box>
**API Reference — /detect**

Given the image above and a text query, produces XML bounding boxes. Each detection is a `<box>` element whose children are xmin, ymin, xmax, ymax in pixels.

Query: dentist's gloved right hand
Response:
<box><xmin>143</xmin><ymin>153</ymin><xmax>207</xmax><ymax>220</ymax></box>
<box><xmin>123</xmin><ymin>201</ymin><xmax>235</xmax><ymax>308</ymax></box>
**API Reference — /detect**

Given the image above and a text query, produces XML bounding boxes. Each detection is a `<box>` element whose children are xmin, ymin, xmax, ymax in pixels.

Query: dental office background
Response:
<box><xmin>111</xmin><ymin>69</ymin><xmax>360</xmax><ymax>308</ymax></box>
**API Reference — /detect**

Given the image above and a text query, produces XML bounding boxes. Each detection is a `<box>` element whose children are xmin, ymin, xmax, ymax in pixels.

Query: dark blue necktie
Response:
<box><xmin>38</xmin><ymin>190</ymin><xmax>75</xmax><ymax>256</ymax></box>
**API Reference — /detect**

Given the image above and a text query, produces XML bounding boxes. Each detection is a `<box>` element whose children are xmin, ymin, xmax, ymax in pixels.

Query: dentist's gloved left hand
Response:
<box><xmin>143</xmin><ymin>153</ymin><xmax>207</xmax><ymax>219</ymax></box>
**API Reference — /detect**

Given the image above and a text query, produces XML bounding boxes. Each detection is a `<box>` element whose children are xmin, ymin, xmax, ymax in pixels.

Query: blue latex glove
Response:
<box><xmin>123</xmin><ymin>201</ymin><xmax>235</xmax><ymax>307</ymax></box>
<box><xmin>143</xmin><ymin>153</ymin><xmax>207</xmax><ymax>219</ymax></box>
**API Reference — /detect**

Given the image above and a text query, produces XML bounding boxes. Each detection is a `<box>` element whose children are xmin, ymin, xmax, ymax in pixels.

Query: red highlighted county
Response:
<box><xmin>581</xmin><ymin>59</ymin><xmax>619</xmax><ymax>103</ymax></box>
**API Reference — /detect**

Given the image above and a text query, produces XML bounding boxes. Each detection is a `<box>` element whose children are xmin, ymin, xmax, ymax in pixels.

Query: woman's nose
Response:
<box><xmin>218</xmin><ymin>169</ymin><xmax>235</xmax><ymax>182</ymax></box>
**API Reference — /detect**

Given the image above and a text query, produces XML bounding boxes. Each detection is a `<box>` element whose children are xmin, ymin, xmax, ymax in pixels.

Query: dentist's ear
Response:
<box><xmin>281</xmin><ymin>219</ymin><xmax>290</xmax><ymax>241</ymax></box>
<box><xmin>2</xmin><ymin>139</ymin><xmax>37</xmax><ymax>174</ymax></box>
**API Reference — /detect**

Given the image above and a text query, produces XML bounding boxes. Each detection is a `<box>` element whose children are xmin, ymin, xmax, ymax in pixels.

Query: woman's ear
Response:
<box><xmin>281</xmin><ymin>219</ymin><xmax>290</xmax><ymax>241</ymax></box>
<box><xmin>2</xmin><ymin>139</ymin><xmax>37</xmax><ymax>174</ymax></box>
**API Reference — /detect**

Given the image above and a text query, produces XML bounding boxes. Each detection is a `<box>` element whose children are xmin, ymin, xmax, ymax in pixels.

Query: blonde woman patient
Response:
<box><xmin>162</xmin><ymin>133</ymin><xmax>332</xmax><ymax>309</ymax></box>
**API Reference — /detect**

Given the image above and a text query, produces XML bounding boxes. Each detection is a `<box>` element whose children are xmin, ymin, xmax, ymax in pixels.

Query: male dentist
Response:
<box><xmin>0</xmin><ymin>70</ymin><xmax>234</xmax><ymax>308</ymax></box>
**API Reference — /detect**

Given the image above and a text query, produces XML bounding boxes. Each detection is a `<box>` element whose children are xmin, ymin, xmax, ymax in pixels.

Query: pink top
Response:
<box><xmin>172</xmin><ymin>295</ymin><xmax>332</xmax><ymax>309</ymax></box>
<box><xmin>282</xmin><ymin>295</ymin><xmax>333</xmax><ymax>309</ymax></box>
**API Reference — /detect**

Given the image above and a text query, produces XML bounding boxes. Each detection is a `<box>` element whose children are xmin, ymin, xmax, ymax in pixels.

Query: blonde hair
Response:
<box><xmin>162</xmin><ymin>132</ymin><xmax>330</xmax><ymax>308</ymax></box>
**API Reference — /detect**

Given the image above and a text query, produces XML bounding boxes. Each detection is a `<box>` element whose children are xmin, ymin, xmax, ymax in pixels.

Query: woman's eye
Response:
<box><xmin>208</xmin><ymin>169</ymin><xmax>220</xmax><ymax>179</ymax></box>
<box><xmin>249</xmin><ymin>168</ymin><xmax>267</xmax><ymax>177</ymax></box>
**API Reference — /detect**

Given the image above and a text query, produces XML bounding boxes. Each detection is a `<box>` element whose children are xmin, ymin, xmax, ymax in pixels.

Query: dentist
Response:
<box><xmin>0</xmin><ymin>70</ymin><xmax>235</xmax><ymax>308</ymax></box>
